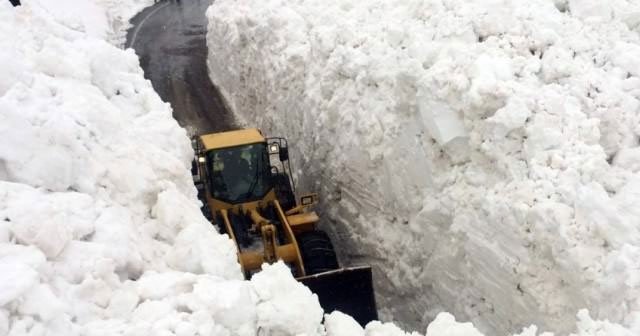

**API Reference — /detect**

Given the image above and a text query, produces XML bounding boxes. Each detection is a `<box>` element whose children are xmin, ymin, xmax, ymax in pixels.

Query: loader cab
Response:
<box><xmin>206</xmin><ymin>143</ymin><xmax>272</xmax><ymax>203</ymax></box>
<box><xmin>194</xmin><ymin>128</ymin><xmax>296</xmax><ymax>210</ymax></box>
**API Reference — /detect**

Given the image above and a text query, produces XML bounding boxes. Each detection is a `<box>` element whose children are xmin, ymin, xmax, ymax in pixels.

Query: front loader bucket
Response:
<box><xmin>298</xmin><ymin>266</ymin><xmax>378</xmax><ymax>326</ymax></box>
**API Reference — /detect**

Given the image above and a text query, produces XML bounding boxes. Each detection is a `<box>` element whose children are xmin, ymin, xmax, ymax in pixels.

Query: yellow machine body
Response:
<box><xmin>199</xmin><ymin>128</ymin><xmax>266</xmax><ymax>151</ymax></box>
<box><xmin>193</xmin><ymin>128</ymin><xmax>377</xmax><ymax>326</ymax></box>
<box><xmin>195</xmin><ymin>128</ymin><xmax>317</xmax><ymax>277</ymax></box>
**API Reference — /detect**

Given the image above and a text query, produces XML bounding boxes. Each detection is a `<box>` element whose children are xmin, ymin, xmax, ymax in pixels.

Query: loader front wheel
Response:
<box><xmin>297</xmin><ymin>230</ymin><xmax>339</xmax><ymax>275</ymax></box>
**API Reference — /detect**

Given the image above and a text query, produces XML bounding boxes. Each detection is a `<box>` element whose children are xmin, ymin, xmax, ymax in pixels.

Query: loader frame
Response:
<box><xmin>192</xmin><ymin>128</ymin><xmax>378</xmax><ymax>325</ymax></box>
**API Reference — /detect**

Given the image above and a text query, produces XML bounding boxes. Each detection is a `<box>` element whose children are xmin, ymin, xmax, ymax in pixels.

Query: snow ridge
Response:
<box><xmin>206</xmin><ymin>0</ymin><xmax>640</xmax><ymax>334</ymax></box>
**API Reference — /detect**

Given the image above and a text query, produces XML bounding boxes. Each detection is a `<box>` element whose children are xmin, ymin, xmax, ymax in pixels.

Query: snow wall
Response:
<box><xmin>206</xmin><ymin>0</ymin><xmax>640</xmax><ymax>334</ymax></box>
<box><xmin>0</xmin><ymin>1</ymin><xmax>392</xmax><ymax>335</ymax></box>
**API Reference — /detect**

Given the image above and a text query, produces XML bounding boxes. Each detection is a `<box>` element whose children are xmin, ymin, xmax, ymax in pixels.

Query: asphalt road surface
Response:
<box><xmin>126</xmin><ymin>0</ymin><xmax>235</xmax><ymax>135</ymax></box>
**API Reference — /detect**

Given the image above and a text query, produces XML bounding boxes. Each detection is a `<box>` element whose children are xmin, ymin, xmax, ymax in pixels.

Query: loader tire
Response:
<box><xmin>214</xmin><ymin>213</ymin><xmax>227</xmax><ymax>235</ymax></box>
<box><xmin>297</xmin><ymin>230</ymin><xmax>339</xmax><ymax>275</ymax></box>
<box><xmin>191</xmin><ymin>159</ymin><xmax>198</xmax><ymax>176</ymax></box>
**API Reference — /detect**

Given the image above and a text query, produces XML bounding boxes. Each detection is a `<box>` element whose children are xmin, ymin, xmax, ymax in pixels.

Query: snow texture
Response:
<box><xmin>0</xmin><ymin>1</ymin><xmax>349</xmax><ymax>335</ymax></box>
<box><xmin>206</xmin><ymin>0</ymin><xmax>640</xmax><ymax>335</ymax></box>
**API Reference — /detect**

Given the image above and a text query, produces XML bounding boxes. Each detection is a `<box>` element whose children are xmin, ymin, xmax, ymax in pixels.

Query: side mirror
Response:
<box><xmin>279</xmin><ymin>146</ymin><xmax>289</xmax><ymax>162</ymax></box>
<box><xmin>300</xmin><ymin>193</ymin><xmax>318</xmax><ymax>206</ymax></box>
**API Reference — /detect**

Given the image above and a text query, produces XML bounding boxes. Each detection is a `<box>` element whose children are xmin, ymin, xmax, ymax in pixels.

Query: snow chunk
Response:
<box><xmin>191</xmin><ymin>276</ymin><xmax>256</xmax><ymax>335</ymax></box>
<box><xmin>18</xmin><ymin>284</ymin><xmax>67</xmax><ymax>321</ymax></box>
<box><xmin>9</xmin><ymin>212</ymin><xmax>73</xmax><ymax>259</ymax></box>
<box><xmin>165</xmin><ymin>220</ymin><xmax>241</xmax><ymax>278</ymax></box>
<box><xmin>425</xmin><ymin>313</ymin><xmax>484</xmax><ymax>336</ymax></box>
<box><xmin>573</xmin><ymin>309</ymin><xmax>638</xmax><ymax>336</ymax></box>
<box><xmin>0</xmin><ymin>243</ymin><xmax>47</xmax><ymax>271</ymax></box>
<box><xmin>250</xmin><ymin>262</ymin><xmax>324</xmax><ymax>336</ymax></box>
<box><xmin>325</xmin><ymin>311</ymin><xmax>364</xmax><ymax>336</ymax></box>
<box><xmin>106</xmin><ymin>289</ymin><xmax>139</xmax><ymax>318</ymax></box>
<box><xmin>137</xmin><ymin>271</ymin><xmax>197</xmax><ymax>300</ymax></box>
<box><xmin>0</xmin><ymin>262</ymin><xmax>38</xmax><ymax>306</ymax></box>
<box><xmin>364</xmin><ymin>320</ymin><xmax>421</xmax><ymax>336</ymax></box>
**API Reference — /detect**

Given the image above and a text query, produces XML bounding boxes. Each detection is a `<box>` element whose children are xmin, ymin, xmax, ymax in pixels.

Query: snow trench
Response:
<box><xmin>0</xmin><ymin>1</ymin><xmax>369</xmax><ymax>335</ymax></box>
<box><xmin>3</xmin><ymin>1</ymin><xmax>486</xmax><ymax>335</ymax></box>
<box><xmin>206</xmin><ymin>0</ymin><xmax>640</xmax><ymax>335</ymax></box>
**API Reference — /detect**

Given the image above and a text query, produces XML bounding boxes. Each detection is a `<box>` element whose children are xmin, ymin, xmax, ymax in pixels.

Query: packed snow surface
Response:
<box><xmin>207</xmin><ymin>0</ymin><xmax>640</xmax><ymax>334</ymax></box>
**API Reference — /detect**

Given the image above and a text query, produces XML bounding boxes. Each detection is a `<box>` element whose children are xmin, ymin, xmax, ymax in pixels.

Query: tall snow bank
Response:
<box><xmin>29</xmin><ymin>0</ymin><xmax>152</xmax><ymax>45</ymax></box>
<box><xmin>206</xmin><ymin>0</ymin><xmax>640</xmax><ymax>334</ymax></box>
<box><xmin>0</xmin><ymin>1</ymin><xmax>335</xmax><ymax>335</ymax></box>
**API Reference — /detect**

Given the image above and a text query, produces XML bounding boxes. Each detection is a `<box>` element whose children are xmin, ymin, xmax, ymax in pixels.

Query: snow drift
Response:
<box><xmin>206</xmin><ymin>0</ymin><xmax>640</xmax><ymax>334</ymax></box>
<box><xmin>0</xmin><ymin>1</ymin><xmax>339</xmax><ymax>335</ymax></box>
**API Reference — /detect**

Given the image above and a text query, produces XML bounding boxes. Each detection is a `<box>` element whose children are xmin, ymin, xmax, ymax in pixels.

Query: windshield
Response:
<box><xmin>206</xmin><ymin>143</ymin><xmax>272</xmax><ymax>204</ymax></box>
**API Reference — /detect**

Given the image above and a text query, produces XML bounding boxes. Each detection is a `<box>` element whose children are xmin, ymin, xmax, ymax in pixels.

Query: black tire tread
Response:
<box><xmin>297</xmin><ymin>230</ymin><xmax>339</xmax><ymax>275</ymax></box>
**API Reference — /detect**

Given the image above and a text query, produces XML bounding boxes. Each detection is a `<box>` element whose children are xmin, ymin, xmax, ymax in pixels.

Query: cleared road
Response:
<box><xmin>126</xmin><ymin>0</ymin><xmax>235</xmax><ymax>135</ymax></box>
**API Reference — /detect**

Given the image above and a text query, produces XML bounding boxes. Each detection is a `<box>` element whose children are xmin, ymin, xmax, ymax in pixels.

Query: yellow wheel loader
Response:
<box><xmin>191</xmin><ymin>128</ymin><xmax>377</xmax><ymax>325</ymax></box>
